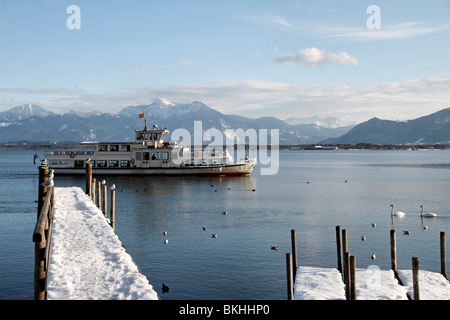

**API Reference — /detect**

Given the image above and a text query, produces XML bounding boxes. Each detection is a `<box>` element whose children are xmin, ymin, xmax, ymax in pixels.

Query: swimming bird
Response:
<box><xmin>361</xmin><ymin>236</ymin><xmax>366</xmax><ymax>241</ymax></box>
<box><xmin>163</xmin><ymin>231</ymin><xmax>167</xmax><ymax>236</ymax></box>
<box><xmin>271</xmin><ymin>245</ymin><xmax>278</xmax><ymax>250</ymax></box>
<box><xmin>202</xmin><ymin>226</ymin><xmax>207</xmax><ymax>231</ymax></box>
<box><xmin>423</xmin><ymin>226</ymin><xmax>429</xmax><ymax>230</ymax></box>
<box><xmin>211</xmin><ymin>233</ymin><xmax>218</xmax><ymax>238</ymax></box>
<box><xmin>372</xmin><ymin>223</ymin><xmax>376</xmax><ymax>228</ymax></box>
<box><xmin>403</xmin><ymin>230</ymin><xmax>410</xmax><ymax>235</ymax></box>
<box><xmin>420</xmin><ymin>205</ymin><xmax>438</xmax><ymax>217</ymax></box>
<box><xmin>162</xmin><ymin>283</ymin><xmax>169</xmax><ymax>293</ymax></box>
<box><xmin>390</xmin><ymin>204</ymin><xmax>406</xmax><ymax>217</ymax></box>
<box><xmin>222</xmin><ymin>211</ymin><xmax>228</xmax><ymax>215</ymax></box>
<box><xmin>371</xmin><ymin>253</ymin><xmax>376</xmax><ymax>260</ymax></box>
<box><xmin>164</xmin><ymin>239</ymin><xmax>168</xmax><ymax>244</ymax></box>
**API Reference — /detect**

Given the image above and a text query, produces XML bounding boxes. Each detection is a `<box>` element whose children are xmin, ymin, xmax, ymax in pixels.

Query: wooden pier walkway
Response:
<box><xmin>33</xmin><ymin>163</ymin><xmax>158</xmax><ymax>300</ymax></box>
<box><xmin>46</xmin><ymin>186</ymin><xmax>158</xmax><ymax>299</ymax></box>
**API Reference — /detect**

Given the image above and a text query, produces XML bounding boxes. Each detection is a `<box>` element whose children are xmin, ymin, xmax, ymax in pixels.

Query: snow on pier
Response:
<box><xmin>46</xmin><ymin>187</ymin><xmax>158</xmax><ymax>300</ymax></box>
<box><xmin>293</xmin><ymin>266</ymin><xmax>450</xmax><ymax>300</ymax></box>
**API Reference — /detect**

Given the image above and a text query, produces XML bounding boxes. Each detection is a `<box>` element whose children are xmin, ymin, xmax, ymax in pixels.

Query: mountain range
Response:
<box><xmin>0</xmin><ymin>100</ymin><xmax>449</xmax><ymax>145</ymax></box>
<box><xmin>0</xmin><ymin>99</ymin><xmax>351</xmax><ymax>145</ymax></box>
<box><xmin>321</xmin><ymin>108</ymin><xmax>450</xmax><ymax>145</ymax></box>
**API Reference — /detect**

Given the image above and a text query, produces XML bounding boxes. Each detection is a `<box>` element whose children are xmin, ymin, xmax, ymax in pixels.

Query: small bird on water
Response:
<box><xmin>371</xmin><ymin>253</ymin><xmax>376</xmax><ymax>260</ymax></box>
<box><xmin>271</xmin><ymin>245</ymin><xmax>278</xmax><ymax>250</ymax></box>
<box><xmin>211</xmin><ymin>233</ymin><xmax>218</xmax><ymax>238</ymax></box>
<box><xmin>162</xmin><ymin>283</ymin><xmax>169</xmax><ymax>293</ymax></box>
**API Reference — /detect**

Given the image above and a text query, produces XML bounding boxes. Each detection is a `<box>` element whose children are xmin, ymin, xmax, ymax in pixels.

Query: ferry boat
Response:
<box><xmin>44</xmin><ymin>116</ymin><xmax>256</xmax><ymax>176</ymax></box>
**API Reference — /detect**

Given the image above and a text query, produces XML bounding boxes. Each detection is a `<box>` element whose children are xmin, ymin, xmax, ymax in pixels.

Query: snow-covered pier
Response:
<box><xmin>292</xmin><ymin>266</ymin><xmax>450</xmax><ymax>300</ymax></box>
<box><xmin>287</xmin><ymin>229</ymin><xmax>450</xmax><ymax>300</ymax></box>
<box><xmin>45</xmin><ymin>186</ymin><xmax>158</xmax><ymax>300</ymax></box>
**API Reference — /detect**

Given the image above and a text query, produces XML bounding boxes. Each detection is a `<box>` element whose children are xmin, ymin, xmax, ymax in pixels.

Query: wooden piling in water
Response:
<box><xmin>91</xmin><ymin>178</ymin><xmax>96</xmax><ymax>204</ymax></box>
<box><xmin>110</xmin><ymin>188</ymin><xmax>115</xmax><ymax>230</ymax></box>
<box><xmin>390</xmin><ymin>229</ymin><xmax>397</xmax><ymax>273</ymax></box>
<box><xmin>441</xmin><ymin>232</ymin><xmax>447</xmax><ymax>279</ymax></box>
<box><xmin>336</xmin><ymin>226</ymin><xmax>342</xmax><ymax>273</ymax></box>
<box><xmin>344</xmin><ymin>251</ymin><xmax>351</xmax><ymax>300</ymax></box>
<box><xmin>291</xmin><ymin>229</ymin><xmax>297</xmax><ymax>279</ymax></box>
<box><xmin>38</xmin><ymin>163</ymin><xmax>49</xmax><ymax>217</ymax></box>
<box><xmin>286</xmin><ymin>253</ymin><xmax>294</xmax><ymax>300</ymax></box>
<box><xmin>412</xmin><ymin>257</ymin><xmax>420</xmax><ymax>300</ymax></box>
<box><xmin>85</xmin><ymin>162</ymin><xmax>92</xmax><ymax>198</ymax></box>
<box><xmin>341</xmin><ymin>229</ymin><xmax>348</xmax><ymax>283</ymax></box>
<box><xmin>102</xmin><ymin>182</ymin><xmax>107</xmax><ymax>217</ymax></box>
<box><xmin>350</xmin><ymin>255</ymin><xmax>356</xmax><ymax>300</ymax></box>
<box><xmin>96</xmin><ymin>180</ymin><xmax>101</xmax><ymax>209</ymax></box>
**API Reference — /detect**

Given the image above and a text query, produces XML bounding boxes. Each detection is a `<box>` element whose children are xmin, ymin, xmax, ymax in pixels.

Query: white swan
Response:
<box><xmin>420</xmin><ymin>205</ymin><xmax>437</xmax><ymax>217</ymax></box>
<box><xmin>390</xmin><ymin>204</ymin><xmax>406</xmax><ymax>217</ymax></box>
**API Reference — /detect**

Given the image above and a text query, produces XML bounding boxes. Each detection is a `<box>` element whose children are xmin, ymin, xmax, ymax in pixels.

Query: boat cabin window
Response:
<box><xmin>120</xmin><ymin>160</ymin><xmax>130</xmax><ymax>167</ymax></box>
<box><xmin>151</xmin><ymin>152</ymin><xmax>160</xmax><ymax>160</ymax></box>
<box><xmin>135</xmin><ymin>152</ymin><xmax>142</xmax><ymax>160</ymax></box>
<box><xmin>162</xmin><ymin>152</ymin><xmax>169</xmax><ymax>160</ymax></box>
<box><xmin>143</xmin><ymin>152</ymin><xmax>150</xmax><ymax>161</ymax></box>
<box><xmin>74</xmin><ymin>160</ymin><xmax>84</xmax><ymax>168</ymax></box>
<box><xmin>109</xmin><ymin>160</ymin><xmax>119</xmax><ymax>167</ymax></box>
<box><xmin>97</xmin><ymin>160</ymin><xmax>107</xmax><ymax>167</ymax></box>
<box><xmin>121</xmin><ymin>145</ymin><xmax>131</xmax><ymax>152</ymax></box>
<box><xmin>99</xmin><ymin>145</ymin><xmax>108</xmax><ymax>152</ymax></box>
<box><xmin>110</xmin><ymin>145</ymin><xmax>119</xmax><ymax>152</ymax></box>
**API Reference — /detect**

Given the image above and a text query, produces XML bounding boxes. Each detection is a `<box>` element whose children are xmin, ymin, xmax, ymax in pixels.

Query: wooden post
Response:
<box><xmin>390</xmin><ymin>229</ymin><xmax>397</xmax><ymax>273</ymax></box>
<box><xmin>344</xmin><ymin>251</ymin><xmax>351</xmax><ymax>300</ymax></box>
<box><xmin>350</xmin><ymin>255</ymin><xmax>356</xmax><ymax>300</ymax></box>
<box><xmin>96</xmin><ymin>180</ymin><xmax>101</xmax><ymax>209</ymax></box>
<box><xmin>441</xmin><ymin>232</ymin><xmax>447</xmax><ymax>279</ymax></box>
<box><xmin>291</xmin><ymin>229</ymin><xmax>297</xmax><ymax>278</ymax></box>
<box><xmin>38</xmin><ymin>163</ymin><xmax>49</xmax><ymax>217</ymax></box>
<box><xmin>85</xmin><ymin>161</ymin><xmax>92</xmax><ymax>197</ymax></box>
<box><xmin>91</xmin><ymin>178</ymin><xmax>96</xmax><ymax>204</ymax></box>
<box><xmin>336</xmin><ymin>226</ymin><xmax>342</xmax><ymax>273</ymax></box>
<box><xmin>412</xmin><ymin>257</ymin><xmax>420</xmax><ymax>300</ymax></box>
<box><xmin>286</xmin><ymin>253</ymin><xmax>294</xmax><ymax>300</ymax></box>
<box><xmin>110</xmin><ymin>187</ymin><xmax>115</xmax><ymax>229</ymax></box>
<box><xmin>342</xmin><ymin>229</ymin><xmax>348</xmax><ymax>283</ymax></box>
<box><xmin>102</xmin><ymin>182</ymin><xmax>107</xmax><ymax>217</ymax></box>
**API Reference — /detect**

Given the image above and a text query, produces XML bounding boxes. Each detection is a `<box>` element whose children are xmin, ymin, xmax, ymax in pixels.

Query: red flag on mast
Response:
<box><xmin>139</xmin><ymin>113</ymin><xmax>145</xmax><ymax>118</ymax></box>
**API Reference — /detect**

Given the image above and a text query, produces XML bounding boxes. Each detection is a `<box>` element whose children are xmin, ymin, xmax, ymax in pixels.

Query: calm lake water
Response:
<box><xmin>1</xmin><ymin>149</ymin><xmax>449</xmax><ymax>299</ymax></box>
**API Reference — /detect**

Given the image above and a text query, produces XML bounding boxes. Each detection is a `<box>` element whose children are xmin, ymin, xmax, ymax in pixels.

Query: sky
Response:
<box><xmin>0</xmin><ymin>0</ymin><xmax>449</xmax><ymax>125</ymax></box>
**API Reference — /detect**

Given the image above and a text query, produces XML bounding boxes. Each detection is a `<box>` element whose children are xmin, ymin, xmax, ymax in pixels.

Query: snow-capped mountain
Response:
<box><xmin>0</xmin><ymin>104</ymin><xmax>54</xmax><ymax>122</ymax></box>
<box><xmin>0</xmin><ymin>99</ymin><xmax>353</xmax><ymax>144</ymax></box>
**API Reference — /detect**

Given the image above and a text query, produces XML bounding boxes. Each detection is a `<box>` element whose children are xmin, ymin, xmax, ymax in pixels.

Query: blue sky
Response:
<box><xmin>0</xmin><ymin>0</ymin><xmax>449</xmax><ymax>124</ymax></box>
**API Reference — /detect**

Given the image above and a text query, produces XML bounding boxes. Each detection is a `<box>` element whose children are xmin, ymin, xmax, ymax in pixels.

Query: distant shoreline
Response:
<box><xmin>1</xmin><ymin>143</ymin><xmax>449</xmax><ymax>151</ymax></box>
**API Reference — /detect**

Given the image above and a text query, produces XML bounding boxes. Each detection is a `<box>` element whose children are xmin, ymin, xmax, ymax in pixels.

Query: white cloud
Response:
<box><xmin>320</xmin><ymin>22</ymin><xmax>450</xmax><ymax>41</ymax></box>
<box><xmin>274</xmin><ymin>47</ymin><xmax>358</xmax><ymax>67</ymax></box>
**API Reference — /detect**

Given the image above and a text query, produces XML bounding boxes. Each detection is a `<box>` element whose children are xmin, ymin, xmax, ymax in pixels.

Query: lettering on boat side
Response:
<box><xmin>178</xmin><ymin>304</ymin><xmax>270</xmax><ymax>317</ymax></box>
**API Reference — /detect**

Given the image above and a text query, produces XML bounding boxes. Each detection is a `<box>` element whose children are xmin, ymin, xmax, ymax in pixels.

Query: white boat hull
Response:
<box><xmin>51</xmin><ymin>162</ymin><xmax>255</xmax><ymax>176</ymax></box>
